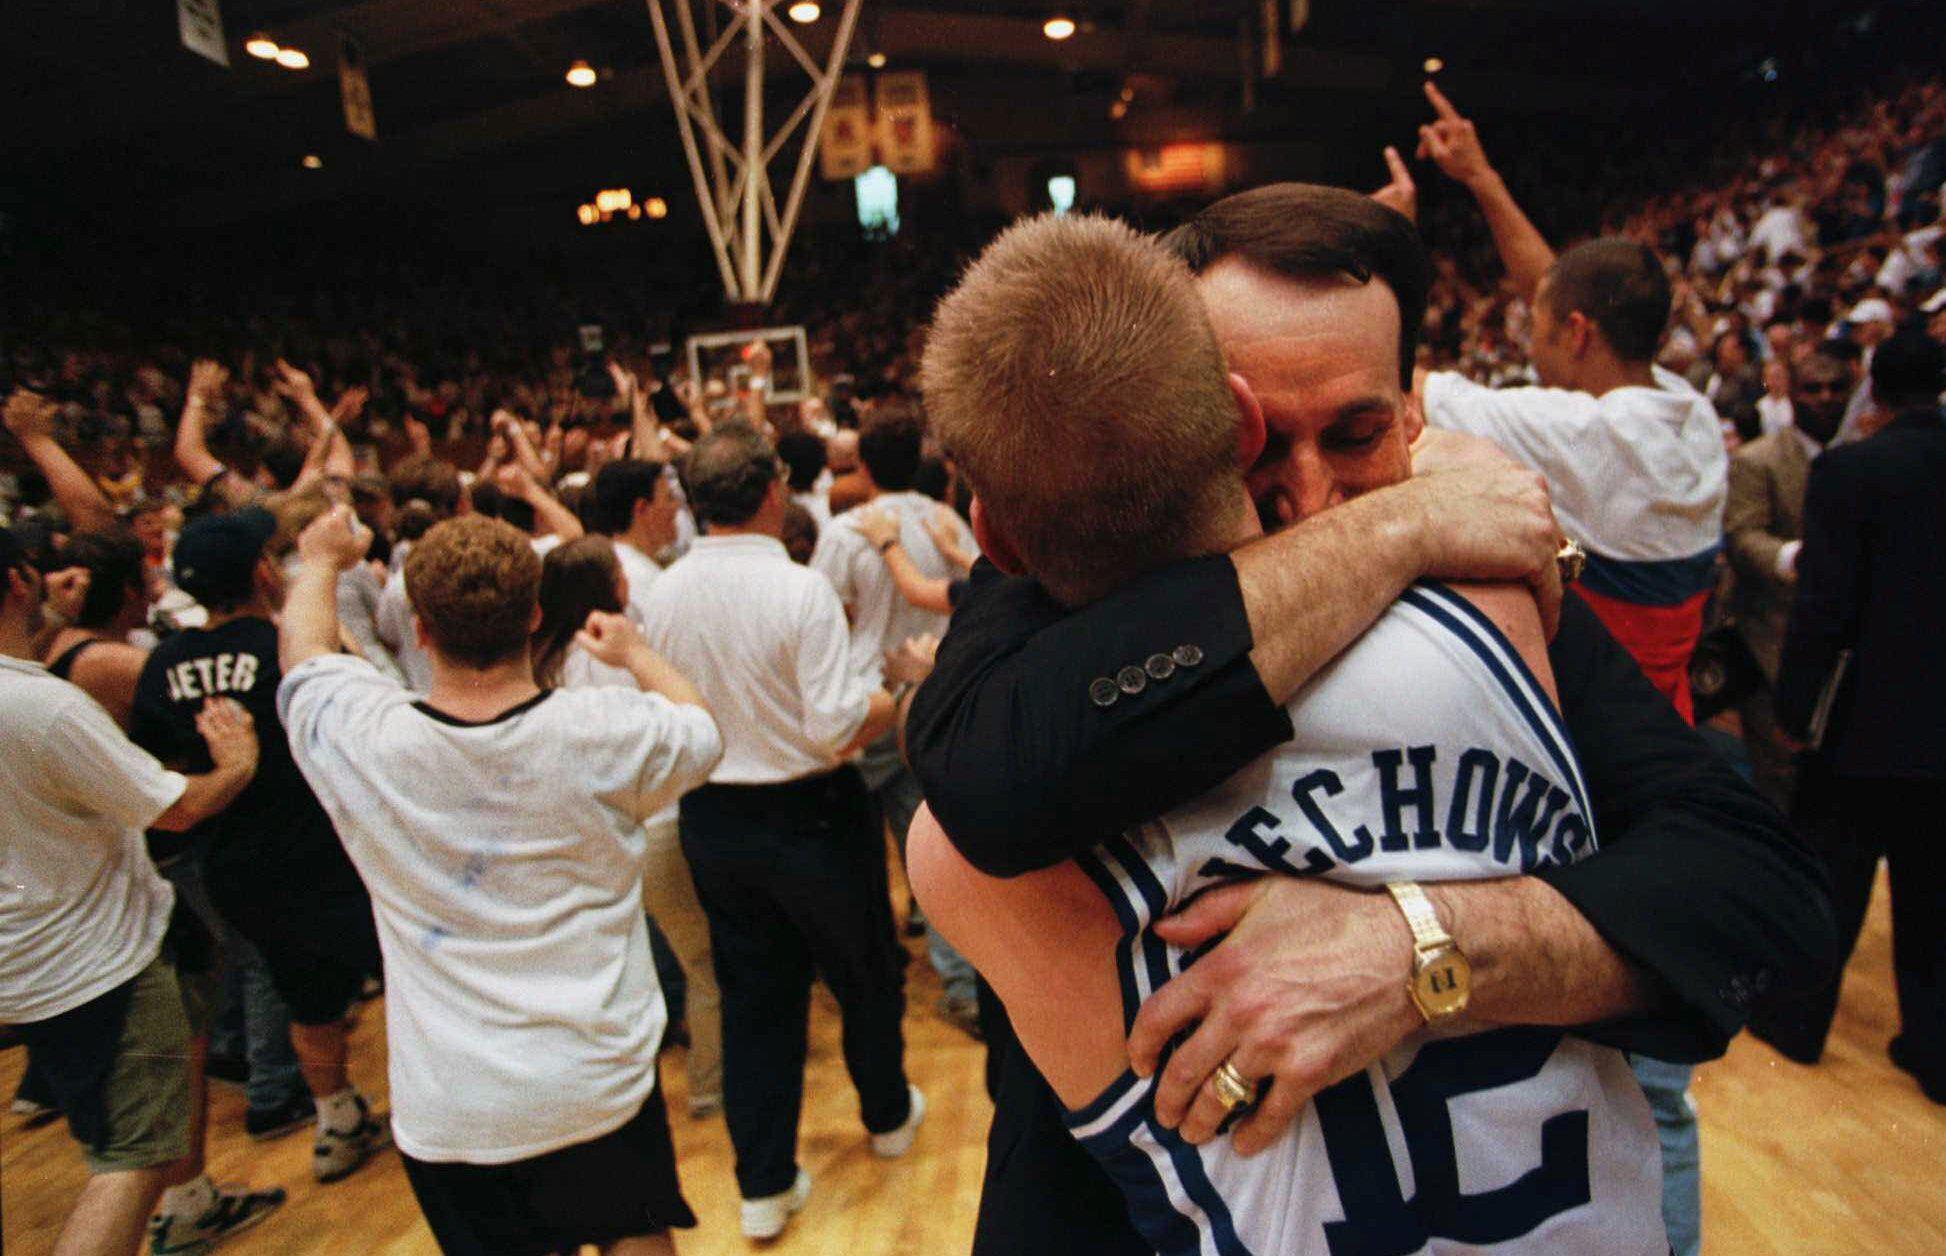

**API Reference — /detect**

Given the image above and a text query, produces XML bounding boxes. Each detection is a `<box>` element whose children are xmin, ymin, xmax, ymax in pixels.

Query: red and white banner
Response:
<box><xmin>820</xmin><ymin>78</ymin><xmax>873</xmax><ymax>181</ymax></box>
<box><xmin>874</xmin><ymin>70</ymin><xmax>935</xmax><ymax>175</ymax></box>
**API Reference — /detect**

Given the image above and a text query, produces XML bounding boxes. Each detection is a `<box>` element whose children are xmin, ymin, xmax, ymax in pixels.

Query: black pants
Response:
<box><xmin>1750</xmin><ymin>769</ymin><xmax>1945</xmax><ymax>1082</ymax></box>
<box><xmin>679</xmin><ymin>767</ymin><xmax>911</xmax><ymax>1199</ymax></box>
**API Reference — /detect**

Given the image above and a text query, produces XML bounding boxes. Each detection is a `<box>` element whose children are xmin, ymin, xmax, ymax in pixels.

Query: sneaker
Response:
<box><xmin>313</xmin><ymin>1095</ymin><xmax>391</xmax><ymax>1183</ymax></box>
<box><xmin>8</xmin><ymin>1096</ymin><xmax>61</xmax><ymax>1128</ymax></box>
<box><xmin>245</xmin><ymin>1093</ymin><xmax>316</xmax><ymax>1141</ymax></box>
<box><xmin>870</xmin><ymin>1084</ymin><xmax>926</xmax><ymax>1158</ymax></box>
<box><xmin>202</xmin><ymin>1054</ymin><xmax>249</xmax><ymax>1090</ymax></box>
<box><xmin>149</xmin><ymin>1185</ymin><xmax>286</xmax><ymax>1254</ymax></box>
<box><xmin>740</xmin><ymin>1169</ymin><xmax>812</xmax><ymax>1240</ymax></box>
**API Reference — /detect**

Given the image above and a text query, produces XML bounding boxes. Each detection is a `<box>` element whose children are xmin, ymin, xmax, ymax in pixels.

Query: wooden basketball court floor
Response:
<box><xmin>5</xmin><ymin>870</ymin><xmax>1941</xmax><ymax>1254</ymax></box>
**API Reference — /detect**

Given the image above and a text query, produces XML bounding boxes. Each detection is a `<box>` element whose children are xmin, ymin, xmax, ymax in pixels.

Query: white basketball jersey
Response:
<box><xmin>1065</xmin><ymin>583</ymin><xmax>1664</xmax><ymax>1256</ymax></box>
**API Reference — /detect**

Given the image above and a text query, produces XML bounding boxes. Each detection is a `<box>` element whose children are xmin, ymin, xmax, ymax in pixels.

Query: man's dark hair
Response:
<box><xmin>1160</xmin><ymin>183</ymin><xmax>1430</xmax><ymax>387</ymax></box>
<box><xmin>0</xmin><ymin>526</ymin><xmax>28</xmax><ymax>583</ymax></box>
<box><xmin>260</xmin><ymin>437</ymin><xmax>306</xmax><ymax>491</ymax></box>
<box><xmin>61</xmin><ymin>531</ymin><xmax>146</xmax><ymax>630</ymax></box>
<box><xmin>388</xmin><ymin>455</ymin><xmax>464</xmax><ymax>519</ymax></box>
<box><xmin>1541</xmin><ymin>239</ymin><xmax>1673</xmax><ymax>363</ymax></box>
<box><xmin>590</xmin><ymin>459</ymin><xmax>666</xmax><ymax>536</ymax></box>
<box><xmin>684</xmin><ymin>422</ymin><xmax>780</xmax><ymax>527</ymax></box>
<box><xmin>775</xmin><ymin>432</ymin><xmax>827</xmax><ymax>493</ymax></box>
<box><xmin>1870</xmin><ymin>330</ymin><xmax>1946</xmax><ymax>410</ymax></box>
<box><xmin>858</xmin><ymin>403</ymin><xmax>927</xmax><ymax>491</ymax></box>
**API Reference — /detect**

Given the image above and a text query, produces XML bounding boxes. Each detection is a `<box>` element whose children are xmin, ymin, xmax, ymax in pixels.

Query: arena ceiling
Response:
<box><xmin>0</xmin><ymin>0</ymin><xmax>1895</xmax><ymax>232</ymax></box>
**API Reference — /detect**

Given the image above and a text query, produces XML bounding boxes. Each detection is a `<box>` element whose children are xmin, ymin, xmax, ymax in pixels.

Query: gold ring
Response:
<box><xmin>1209</xmin><ymin>1060</ymin><xmax>1254</xmax><ymax>1111</ymax></box>
<box><xmin>1555</xmin><ymin>538</ymin><xmax>1587</xmax><ymax>584</ymax></box>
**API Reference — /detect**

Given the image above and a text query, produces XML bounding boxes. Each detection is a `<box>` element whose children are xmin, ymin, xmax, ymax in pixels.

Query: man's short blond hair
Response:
<box><xmin>405</xmin><ymin>516</ymin><xmax>541</xmax><ymax>670</ymax></box>
<box><xmin>921</xmin><ymin>212</ymin><xmax>1240</xmax><ymax>605</ymax></box>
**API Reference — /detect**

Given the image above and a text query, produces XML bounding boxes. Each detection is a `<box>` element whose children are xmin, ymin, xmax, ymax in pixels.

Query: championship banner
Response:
<box><xmin>820</xmin><ymin>78</ymin><xmax>873</xmax><ymax>181</ymax></box>
<box><xmin>177</xmin><ymin>0</ymin><xmax>228</xmax><ymax>67</ymax></box>
<box><xmin>340</xmin><ymin>33</ymin><xmax>377</xmax><ymax>140</ymax></box>
<box><xmin>873</xmin><ymin>70</ymin><xmax>935</xmax><ymax>175</ymax></box>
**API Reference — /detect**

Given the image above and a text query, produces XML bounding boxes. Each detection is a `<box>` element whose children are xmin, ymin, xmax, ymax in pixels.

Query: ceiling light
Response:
<box><xmin>301</xmin><ymin>154</ymin><xmax>323</xmax><ymax>169</ymax></box>
<box><xmin>1423</xmin><ymin>57</ymin><xmax>1444</xmax><ymax>75</ymax></box>
<box><xmin>1109</xmin><ymin>99</ymin><xmax>1128</xmax><ymax>120</ymax></box>
<box><xmin>787</xmin><ymin>1</ymin><xmax>821</xmax><ymax>23</ymax></box>
<box><xmin>566</xmin><ymin>59</ymin><xmax>597</xmax><ymax>88</ymax></box>
<box><xmin>577</xmin><ymin>204</ymin><xmax>600</xmax><ymax>226</ymax></box>
<box><xmin>245</xmin><ymin>34</ymin><xmax>280</xmax><ymax>60</ymax></box>
<box><xmin>1043</xmin><ymin>16</ymin><xmax>1076</xmax><ymax>41</ymax></box>
<box><xmin>867</xmin><ymin>51</ymin><xmax>887</xmax><ymax>69</ymax></box>
<box><xmin>645</xmin><ymin>197</ymin><xmax>669</xmax><ymax>219</ymax></box>
<box><xmin>275</xmin><ymin>47</ymin><xmax>310</xmax><ymax>70</ymax></box>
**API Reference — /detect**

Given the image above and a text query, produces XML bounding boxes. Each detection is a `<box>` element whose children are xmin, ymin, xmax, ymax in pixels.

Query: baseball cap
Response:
<box><xmin>1847</xmin><ymin>296</ymin><xmax>1895</xmax><ymax>326</ymax></box>
<box><xmin>172</xmin><ymin>507</ymin><xmax>276</xmax><ymax>605</ymax></box>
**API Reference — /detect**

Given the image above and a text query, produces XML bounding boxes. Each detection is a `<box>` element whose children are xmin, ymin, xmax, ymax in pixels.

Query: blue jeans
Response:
<box><xmin>163</xmin><ymin>846</ymin><xmax>306</xmax><ymax>1113</ymax></box>
<box><xmin>872</xmin><ymin>761</ymin><xmax>977</xmax><ymax>1005</ymax></box>
<box><xmin>1630</xmin><ymin>1054</ymin><xmax>1700</xmax><ymax>1256</ymax></box>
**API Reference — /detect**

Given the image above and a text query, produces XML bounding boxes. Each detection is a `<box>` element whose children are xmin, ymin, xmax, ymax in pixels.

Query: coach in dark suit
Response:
<box><xmin>908</xmin><ymin>186</ymin><xmax>1835</xmax><ymax>1253</ymax></box>
<box><xmin>1760</xmin><ymin>331</ymin><xmax>1946</xmax><ymax>1101</ymax></box>
<box><xmin>1724</xmin><ymin>347</ymin><xmax>1850</xmax><ymax>806</ymax></box>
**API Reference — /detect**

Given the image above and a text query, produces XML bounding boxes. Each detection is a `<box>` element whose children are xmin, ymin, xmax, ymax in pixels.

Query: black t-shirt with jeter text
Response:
<box><xmin>130</xmin><ymin>616</ymin><xmax>359</xmax><ymax>894</ymax></box>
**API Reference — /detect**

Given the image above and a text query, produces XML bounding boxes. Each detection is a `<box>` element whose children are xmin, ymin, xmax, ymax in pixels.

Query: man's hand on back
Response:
<box><xmin>1129</xmin><ymin>878</ymin><xmax>1421</xmax><ymax>1156</ymax></box>
<box><xmin>1401</xmin><ymin>430</ymin><xmax>1564</xmax><ymax>635</ymax></box>
<box><xmin>196</xmin><ymin>696</ymin><xmax>260</xmax><ymax>779</ymax></box>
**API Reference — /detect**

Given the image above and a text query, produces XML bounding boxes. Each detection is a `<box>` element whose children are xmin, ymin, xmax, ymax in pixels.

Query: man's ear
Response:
<box><xmin>1401</xmin><ymin>387</ymin><xmax>1426</xmax><ymax>445</ymax></box>
<box><xmin>527</xmin><ymin>601</ymin><xmax>544</xmax><ymax>634</ymax></box>
<box><xmin>1228</xmin><ymin>372</ymin><xmax>1267</xmax><ymax>470</ymax></box>
<box><xmin>412</xmin><ymin>614</ymin><xmax>430</xmax><ymax>650</ymax></box>
<box><xmin>1567</xmin><ymin>310</ymin><xmax>1596</xmax><ymax>360</ymax></box>
<box><xmin>969</xmin><ymin>497</ymin><xmax>1024</xmax><ymax>576</ymax></box>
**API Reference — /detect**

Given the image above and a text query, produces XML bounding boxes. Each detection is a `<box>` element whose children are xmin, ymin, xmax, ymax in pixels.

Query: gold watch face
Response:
<box><xmin>1411</xmin><ymin>946</ymin><xmax>1472</xmax><ymax>1020</ymax></box>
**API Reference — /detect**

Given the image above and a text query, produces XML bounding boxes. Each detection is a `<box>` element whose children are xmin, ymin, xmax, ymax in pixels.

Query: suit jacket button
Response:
<box><xmin>1117</xmin><ymin>665</ymin><xmax>1148</xmax><ymax>695</ymax></box>
<box><xmin>1089</xmin><ymin>677</ymin><xmax>1120</xmax><ymax>708</ymax></box>
<box><xmin>1172</xmin><ymin>644</ymin><xmax>1205</xmax><ymax>667</ymax></box>
<box><xmin>1145</xmin><ymin>652</ymin><xmax>1177</xmax><ymax>680</ymax></box>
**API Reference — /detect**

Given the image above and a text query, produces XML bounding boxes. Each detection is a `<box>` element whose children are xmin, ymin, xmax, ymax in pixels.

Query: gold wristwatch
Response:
<box><xmin>1386</xmin><ymin>882</ymin><xmax>1471</xmax><ymax>1023</ymax></box>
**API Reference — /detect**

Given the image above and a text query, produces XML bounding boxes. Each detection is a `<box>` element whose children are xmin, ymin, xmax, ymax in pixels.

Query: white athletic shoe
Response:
<box><xmin>870</xmin><ymin>1084</ymin><xmax>926</xmax><ymax>1158</ymax></box>
<box><xmin>313</xmin><ymin>1094</ymin><xmax>391</xmax><ymax>1183</ymax></box>
<box><xmin>740</xmin><ymin>1169</ymin><xmax>812</xmax><ymax>1240</ymax></box>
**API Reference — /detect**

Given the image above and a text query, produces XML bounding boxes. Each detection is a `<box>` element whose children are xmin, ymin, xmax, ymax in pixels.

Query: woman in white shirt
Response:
<box><xmin>533</xmin><ymin>537</ymin><xmax>725</xmax><ymax>1119</ymax></box>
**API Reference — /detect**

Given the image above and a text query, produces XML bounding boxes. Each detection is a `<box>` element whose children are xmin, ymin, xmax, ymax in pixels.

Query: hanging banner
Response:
<box><xmin>874</xmin><ymin>70</ymin><xmax>936</xmax><ymax>175</ymax></box>
<box><xmin>340</xmin><ymin>32</ymin><xmax>377</xmax><ymax>140</ymax></box>
<box><xmin>177</xmin><ymin>0</ymin><xmax>229</xmax><ymax>67</ymax></box>
<box><xmin>820</xmin><ymin>78</ymin><xmax>873</xmax><ymax>181</ymax></box>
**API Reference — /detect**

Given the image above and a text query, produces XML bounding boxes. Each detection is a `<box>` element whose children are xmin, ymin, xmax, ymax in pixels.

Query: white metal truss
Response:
<box><xmin>646</xmin><ymin>0</ymin><xmax>863</xmax><ymax>304</ymax></box>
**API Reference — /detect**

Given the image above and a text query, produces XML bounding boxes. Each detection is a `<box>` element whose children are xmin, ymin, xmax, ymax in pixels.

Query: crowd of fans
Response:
<box><xmin>4</xmin><ymin>49</ymin><xmax>1943</xmax><ymax>1256</ymax></box>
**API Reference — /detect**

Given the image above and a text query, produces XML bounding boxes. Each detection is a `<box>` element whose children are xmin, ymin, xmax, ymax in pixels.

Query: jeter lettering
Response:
<box><xmin>1198</xmin><ymin>743</ymin><xmax>1589</xmax><ymax>880</ymax></box>
<box><xmin>165</xmin><ymin>652</ymin><xmax>261</xmax><ymax>703</ymax></box>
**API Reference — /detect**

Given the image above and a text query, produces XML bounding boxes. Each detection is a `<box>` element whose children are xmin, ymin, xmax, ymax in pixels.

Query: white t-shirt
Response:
<box><xmin>810</xmin><ymin>490</ymin><xmax>970</xmax><ymax>684</ymax></box>
<box><xmin>0</xmin><ymin>656</ymin><xmax>185</xmax><ymax>1022</ymax></box>
<box><xmin>375</xmin><ymin>570</ymin><xmax>432</xmax><ymax>694</ymax></box>
<box><xmin>1423</xmin><ymin>367</ymin><xmax>1727</xmax><ymax>593</ymax></box>
<box><xmin>278</xmin><ymin>654</ymin><xmax>722</xmax><ymax>1163</ymax></box>
<box><xmin>612</xmin><ymin>539</ymin><xmax>663</xmax><ymax>627</ymax></box>
<box><xmin>639</xmin><ymin>533</ymin><xmax>878</xmax><ymax>784</ymax></box>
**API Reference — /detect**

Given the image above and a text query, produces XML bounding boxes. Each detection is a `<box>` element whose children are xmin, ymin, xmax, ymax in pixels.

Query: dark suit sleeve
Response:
<box><xmin>906</xmin><ymin>557</ymin><xmax>1293</xmax><ymax>877</ymax></box>
<box><xmin>1538</xmin><ymin>596</ymin><xmax>1838</xmax><ymax>1061</ymax></box>
<box><xmin>1775</xmin><ymin>454</ymin><xmax>1866</xmax><ymax>738</ymax></box>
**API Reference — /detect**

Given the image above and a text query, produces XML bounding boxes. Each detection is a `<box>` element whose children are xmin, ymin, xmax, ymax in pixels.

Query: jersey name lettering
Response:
<box><xmin>164</xmin><ymin>652</ymin><xmax>261</xmax><ymax>703</ymax></box>
<box><xmin>1200</xmin><ymin>743</ymin><xmax>1592</xmax><ymax>881</ymax></box>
